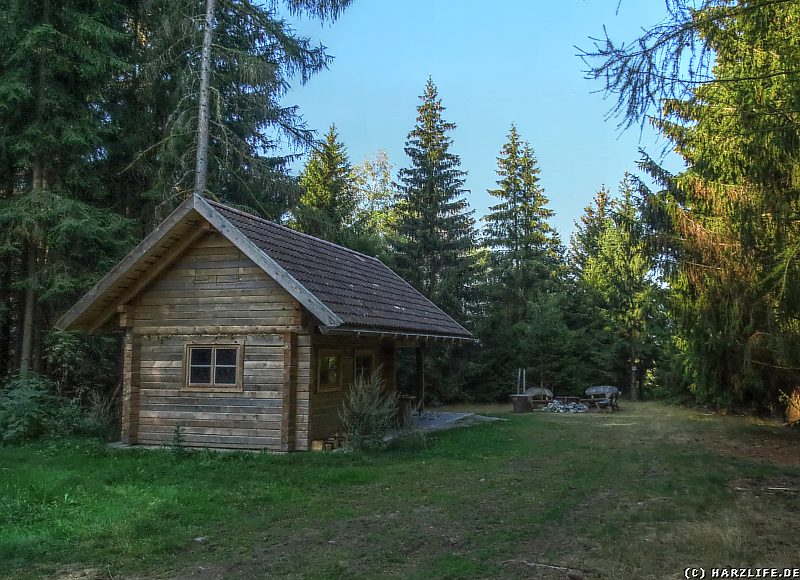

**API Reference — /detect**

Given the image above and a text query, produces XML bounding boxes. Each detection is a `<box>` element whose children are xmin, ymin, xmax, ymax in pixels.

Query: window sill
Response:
<box><xmin>182</xmin><ymin>385</ymin><xmax>243</xmax><ymax>393</ymax></box>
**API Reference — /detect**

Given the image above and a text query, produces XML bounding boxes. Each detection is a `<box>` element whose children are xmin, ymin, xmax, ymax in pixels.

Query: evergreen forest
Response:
<box><xmin>1</xmin><ymin>0</ymin><xmax>799</xmax><ymax>437</ymax></box>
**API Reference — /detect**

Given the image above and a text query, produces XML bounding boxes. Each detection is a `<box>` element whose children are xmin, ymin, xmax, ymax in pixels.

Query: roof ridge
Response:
<box><xmin>207</xmin><ymin>200</ymin><xmax>382</xmax><ymax>263</ymax></box>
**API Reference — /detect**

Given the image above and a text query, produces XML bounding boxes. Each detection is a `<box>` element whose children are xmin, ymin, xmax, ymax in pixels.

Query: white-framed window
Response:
<box><xmin>184</xmin><ymin>343</ymin><xmax>243</xmax><ymax>390</ymax></box>
<box><xmin>317</xmin><ymin>349</ymin><xmax>342</xmax><ymax>392</ymax></box>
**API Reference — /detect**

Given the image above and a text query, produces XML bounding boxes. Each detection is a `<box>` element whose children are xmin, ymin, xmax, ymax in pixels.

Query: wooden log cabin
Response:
<box><xmin>56</xmin><ymin>195</ymin><xmax>473</xmax><ymax>451</ymax></box>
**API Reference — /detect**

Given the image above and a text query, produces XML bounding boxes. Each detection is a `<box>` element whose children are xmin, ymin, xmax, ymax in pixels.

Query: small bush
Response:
<box><xmin>0</xmin><ymin>374</ymin><xmax>83</xmax><ymax>444</ymax></box>
<box><xmin>339</xmin><ymin>369</ymin><xmax>398</xmax><ymax>451</ymax></box>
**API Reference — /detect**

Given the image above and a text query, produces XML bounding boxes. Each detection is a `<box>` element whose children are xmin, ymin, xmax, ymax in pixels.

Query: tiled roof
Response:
<box><xmin>209</xmin><ymin>201</ymin><xmax>472</xmax><ymax>339</ymax></box>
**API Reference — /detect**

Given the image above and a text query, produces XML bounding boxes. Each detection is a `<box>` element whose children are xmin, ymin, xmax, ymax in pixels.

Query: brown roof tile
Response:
<box><xmin>209</xmin><ymin>201</ymin><xmax>472</xmax><ymax>339</ymax></box>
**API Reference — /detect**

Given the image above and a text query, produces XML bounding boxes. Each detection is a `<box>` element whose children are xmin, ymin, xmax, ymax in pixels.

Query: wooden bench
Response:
<box><xmin>524</xmin><ymin>387</ymin><xmax>553</xmax><ymax>408</ymax></box>
<box><xmin>581</xmin><ymin>386</ymin><xmax>620</xmax><ymax>412</ymax></box>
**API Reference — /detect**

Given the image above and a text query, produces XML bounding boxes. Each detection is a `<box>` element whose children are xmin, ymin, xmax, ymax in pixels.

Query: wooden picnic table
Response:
<box><xmin>581</xmin><ymin>386</ymin><xmax>620</xmax><ymax>411</ymax></box>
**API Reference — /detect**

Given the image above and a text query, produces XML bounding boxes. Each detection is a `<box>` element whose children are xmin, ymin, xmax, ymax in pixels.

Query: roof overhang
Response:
<box><xmin>318</xmin><ymin>325</ymin><xmax>477</xmax><ymax>344</ymax></box>
<box><xmin>56</xmin><ymin>195</ymin><xmax>343</xmax><ymax>331</ymax></box>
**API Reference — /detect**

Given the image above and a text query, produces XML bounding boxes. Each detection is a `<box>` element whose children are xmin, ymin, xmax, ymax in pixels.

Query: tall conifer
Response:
<box><xmin>483</xmin><ymin>124</ymin><xmax>561</xmax><ymax>322</ymax></box>
<box><xmin>569</xmin><ymin>186</ymin><xmax>611</xmax><ymax>277</ymax></box>
<box><xmin>393</xmin><ymin>78</ymin><xmax>476</xmax><ymax>319</ymax></box>
<box><xmin>471</xmin><ymin>125</ymin><xmax>569</xmax><ymax>398</ymax></box>
<box><xmin>0</xmin><ymin>0</ymin><xmax>133</xmax><ymax>373</ymax></box>
<box><xmin>293</xmin><ymin>125</ymin><xmax>357</xmax><ymax>245</ymax></box>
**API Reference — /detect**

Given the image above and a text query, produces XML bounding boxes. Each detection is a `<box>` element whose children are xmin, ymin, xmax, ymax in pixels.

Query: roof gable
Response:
<box><xmin>57</xmin><ymin>196</ymin><xmax>472</xmax><ymax>340</ymax></box>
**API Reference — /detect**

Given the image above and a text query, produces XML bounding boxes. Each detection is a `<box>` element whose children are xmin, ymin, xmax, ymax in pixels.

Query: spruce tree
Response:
<box><xmin>393</xmin><ymin>78</ymin><xmax>476</xmax><ymax>319</ymax></box>
<box><xmin>473</xmin><ymin>125</ymin><xmax>570</xmax><ymax>398</ymax></box>
<box><xmin>293</xmin><ymin>125</ymin><xmax>357</xmax><ymax>245</ymax></box>
<box><xmin>569</xmin><ymin>186</ymin><xmax>611</xmax><ymax>277</ymax></box>
<box><xmin>483</xmin><ymin>124</ymin><xmax>561</xmax><ymax>323</ymax></box>
<box><xmin>584</xmin><ymin>0</ymin><xmax>800</xmax><ymax>412</ymax></box>
<box><xmin>0</xmin><ymin>0</ymin><xmax>133</xmax><ymax>373</ymax></box>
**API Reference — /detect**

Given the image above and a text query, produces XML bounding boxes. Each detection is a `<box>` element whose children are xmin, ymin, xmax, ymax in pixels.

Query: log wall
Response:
<box><xmin>306</xmin><ymin>335</ymin><xmax>396</xmax><ymax>443</ymax></box>
<box><xmin>128</xmin><ymin>233</ymin><xmax>305</xmax><ymax>450</ymax></box>
<box><xmin>119</xmin><ymin>231</ymin><xmax>400</xmax><ymax>451</ymax></box>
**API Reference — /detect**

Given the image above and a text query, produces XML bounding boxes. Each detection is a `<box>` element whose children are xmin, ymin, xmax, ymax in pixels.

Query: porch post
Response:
<box><xmin>120</xmin><ymin>327</ymin><xmax>140</xmax><ymax>445</ymax></box>
<box><xmin>415</xmin><ymin>342</ymin><xmax>425</xmax><ymax>416</ymax></box>
<box><xmin>281</xmin><ymin>331</ymin><xmax>297</xmax><ymax>452</ymax></box>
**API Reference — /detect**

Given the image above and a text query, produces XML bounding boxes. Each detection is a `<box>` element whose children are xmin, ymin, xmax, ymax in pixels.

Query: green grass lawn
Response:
<box><xmin>1</xmin><ymin>402</ymin><xmax>798</xmax><ymax>579</ymax></box>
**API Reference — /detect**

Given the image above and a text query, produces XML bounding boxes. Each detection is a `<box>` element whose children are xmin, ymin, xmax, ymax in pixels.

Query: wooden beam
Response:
<box><xmin>117</xmin><ymin>305</ymin><xmax>135</xmax><ymax>329</ymax></box>
<box><xmin>281</xmin><ymin>332</ymin><xmax>297</xmax><ymax>452</ymax></box>
<box><xmin>132</xmin><ymin>324</ymin><xmax>302</xmax><ymax>335</ymax></box>
<box><xmin>120</xmin><ymin>329</ymin><xmax>140</xmax><ymax>445</ymax></box>
<box><xmin>416</xmin><ymin>343</ymin><xmax>425</xmax><ymax>416</ymax></box>
<box><xmin>318</xmin><ymin>326</ymin><xmax>475</xmax><ymax>343</ymax></box>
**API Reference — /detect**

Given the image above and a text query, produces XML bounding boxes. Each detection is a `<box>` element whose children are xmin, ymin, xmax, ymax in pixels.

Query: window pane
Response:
<box><xmin>215</xmin><ymin>348</ymin><xmax>237</xmax><ymax>367</ymax></box>
<box><xmin>215</xmin><ymin>366</ymin><xmax>237</xmax><ymax>384</ymax></box>
<box><xmin>319</xmin><ymin>355</ymin><xmax>339</xmax><ymax>387</ymax></box>
<box><xmin>190</xmin><ymin>366</ymin><xmax>211</xmax><ymax>384</ymax></box>
<box><xmin>355</xmin><ymin>355</ymin><xmax>372</xmax><ymax>379</ymax></box>
<box><xmin>190</xmin><ymin>348</ymin><xmax>212</xmax><ymax>365</ymax></box>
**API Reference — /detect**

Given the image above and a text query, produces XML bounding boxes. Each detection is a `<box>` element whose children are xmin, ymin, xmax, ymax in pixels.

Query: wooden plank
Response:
<box><xmin>137</xmin><ymin>433</ymin><xmax>282</xmax><ymax>447</ymax></box>
<box><xmin>135</xmin><ymin>314</ymin><xmax>297</xmax><ymax>326</ymax></box>
<box><xmin>121</xmin><ymin>331</ymin><xmax>143</xmax><ymax>445</ymax></box>
<box><xmin>246</xmin><ymin>335</ymin><xmax>287</xmax><ymax>346</ymax></box>
<box><xmin>171</xmin><ymin>258</ymin><xmax>261</xmax><ymax>269</ymax></box>
<box><xmin>139</xmin><ymin>410</ymin><xmax>282</xmax><ymax>421</ymax></box>
<box><xmin>139</xmin><ymin>418</ymin><xmax>281</xmax><ymax>430</ymax></box>
<box><xmin>140</xmin><ymin>368</ymin><xmax>181</xmax><ymax>379</ymax></box>
<box><xmin>140</xmin><ymin>335</ymin><xmax>283</xmax><ymax>348</ymax></box>
<box><xmin>141</xmin><ymin>395</ymin><xmax>281</xmax><ymax>407</ymax></box>
<box><xmin>140</xmin><ymin>402</ymin><xmax>280</xmax><ymax>414</ymax></box>
<box><xmin>140</xmin><ymin>425</ymin><xmax>281</xmax><ymax>437</ymax></box>
<box><xmin>167</xmin><ymin>265</ymin><xmax>264</xmax><ymax>277</ymax></box>
<box><xmin>137</xmin><ymin>293</ymin><xmax>291</xmax><ymax>306</ymax></box>
<box><xmin>137</xmin><ymin>287</ymin><xmax>280</xmax><ymax>300</ymax></box>
<box><xmin>139</xmin><ymin>388</ymin><xmax>280</xmax><ymax>398</ymax></box>
<box><xmin>192</xmin><ymin>235</ymin><xmax>241</xmax><ymax>248</ymax></box>
<box><xmin>135</xmin><ymin>304</ymin><xmax>296</xmax><ymax>318</ymax></box>
<box><xmin>136</xmin><ymin>438</ymin><xmax>281</xmax><ymax>450</ymax></box>
<box><xmin>145</xmin><ymin>279</ymin><xmax>275</xmax><ymax>292</ymax></box>
<box><xmin>133</xmin><ymin>325</ymin><xmax>302</xmax><ymax>335</ymax></box>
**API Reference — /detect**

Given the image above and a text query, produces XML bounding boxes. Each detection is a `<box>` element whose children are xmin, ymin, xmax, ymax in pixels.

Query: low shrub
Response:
<box><xmin>339</xmin><ymin>369</ymin><xmax>398</xmax><ymax>451</ymax></box>
<box><xmin>0</xmin><ymin>374</ymin><xmax>84</xmax><ymax>444</ymax></box>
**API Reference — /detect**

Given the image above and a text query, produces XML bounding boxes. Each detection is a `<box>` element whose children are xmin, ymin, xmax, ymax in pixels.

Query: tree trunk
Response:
<box><xmin>20</xmin><ymin>1</ymin><xmax>50</xmax><ymax>375</ymax></box>
<box><xmin>629</xmin><ymin>357</ymin><xmax>639</xmax><ymax>401</ymax></box>
<box><xmin>19</xmin><ymin>243</ymin><xmax>36</xmax><ymax>374</ymax></box>
<box><xmin>0</xmin><ymin>265</ymin><xmax>10</xmax><ymax>378</ymax></box>
<box><xmin>786</xmin><ymin>386</ymin><xmax>800</xmax><ymax>425</ymax></box>
<box><xmin>194</xmin><ymin>0</ymin><xmax>215</xmax><ymax>197</ymax></box>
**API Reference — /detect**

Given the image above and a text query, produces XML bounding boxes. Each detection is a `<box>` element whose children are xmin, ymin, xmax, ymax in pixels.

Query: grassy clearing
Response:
<box><xmin>1</xmin><ymin>402</ymin><xmax>798</xmax><ymax>579</ymax></box>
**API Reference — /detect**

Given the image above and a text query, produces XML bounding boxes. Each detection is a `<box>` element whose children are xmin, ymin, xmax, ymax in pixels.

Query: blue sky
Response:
<box><xmin>284</xmin><ymin>0</ymin><xmax>683</xmax><ymax>239</ymax></box>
